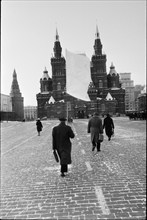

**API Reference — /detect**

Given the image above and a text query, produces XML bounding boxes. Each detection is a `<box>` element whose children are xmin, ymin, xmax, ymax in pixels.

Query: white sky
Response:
<box><xmin>1</xmin><ymin>0</ymin><xmax>146</xmax><ymax>106</ymax></box>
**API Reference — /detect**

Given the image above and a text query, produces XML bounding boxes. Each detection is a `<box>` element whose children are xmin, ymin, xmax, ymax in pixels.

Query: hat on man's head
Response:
<box><xmin>59</xmin><ymin>117</ymin><xmax>67</xmax><ymax>121</ymax></box>
<box><xmin>93</xmin><ymin>112</ymin><xmax>99</xmax><ymax>116</ymax></box>
<box><xmin>58</xmin><ymin>114</ymin><xmax>67</xmax><ymax>121</ymax></box>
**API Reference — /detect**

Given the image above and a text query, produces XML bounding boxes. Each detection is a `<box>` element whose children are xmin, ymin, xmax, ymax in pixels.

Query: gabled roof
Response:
<box><xmin>49</xmin><ymin>96</ymin><xmax>55</xmax><ymax>104</ymax></box>
<box><xmin>105</xmin><ymin>92</ymin><xmax>113</xmax><ymax>100</ymax></box>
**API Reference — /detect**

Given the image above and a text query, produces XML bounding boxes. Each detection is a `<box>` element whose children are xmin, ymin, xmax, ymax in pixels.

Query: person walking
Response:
<box><xmin>87</xmin><ymin>112</ymin><xmax>103</xmax><ymax>152</ymax></box>
<box><xmin>52</xmin><ymin>117</ymin><xmax>75</xmax><ymax>177</ymax></box>
<box><xmin>103</xmin><ymin>113</ymin><xmax>114</xmax><ymax>141</ymax></box>
<box><xmin>36</xmin><ymin>118</ymin><xmax>43</xmax><ymax>136</ymax></box>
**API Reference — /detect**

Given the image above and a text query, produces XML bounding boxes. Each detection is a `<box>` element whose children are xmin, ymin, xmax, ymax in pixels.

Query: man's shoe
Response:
<box><xmin>61</xmin><ymin>173</ymin><xmax>65</xmax><ymax>177</ymax></box>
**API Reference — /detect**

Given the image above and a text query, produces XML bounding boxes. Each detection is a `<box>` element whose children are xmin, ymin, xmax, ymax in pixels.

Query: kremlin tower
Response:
<box><xmin>10</xmin><ymin>69</ymin><xmax>24</xmax><ymax>121</ymax></box>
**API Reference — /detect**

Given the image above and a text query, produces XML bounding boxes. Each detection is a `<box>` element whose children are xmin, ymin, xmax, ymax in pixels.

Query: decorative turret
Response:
<box><xmin>40</xmin><ymin>67</ymin><xmax>52</xmax><ymax>93</ymax></box>
<box><xmin>107</xmin><ymin>63</ymin><xmax>120</xmax><ymax>88</ymax></box>
<box><xmin>109</xmin><ymin>62</ymin><xmax>118</xmax><ymax>76</ymax></box>
<box><xmin>42</xmin><ymin>67</ymin><xmax>49</xmax><ymax>80</ymax></box>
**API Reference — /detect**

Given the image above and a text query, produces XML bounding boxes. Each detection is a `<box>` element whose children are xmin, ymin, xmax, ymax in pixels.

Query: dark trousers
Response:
<box><xmin>61</xmin><ymin>164</ymin><xmax>68</xmax><ymax>173</ymax></box>
<box><xmin>92</xmin><ymin>140</ymin><xmax>101</xmax><ymax>151</ymax></box>
<box><xmin>97</xmin><ymin>142</ymin><xmax>100</xmax><ymax>151</ymax></box>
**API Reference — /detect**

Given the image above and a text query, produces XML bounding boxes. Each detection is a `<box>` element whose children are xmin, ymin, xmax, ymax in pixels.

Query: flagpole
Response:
<box><xmin>65</xmin><ymin>90</ymin><xmax>68</xmax><ymax>124</ymax></box>
<box><xmin>66</xmin><ymin>101</ymin><xmax>68</xmax><ymax>124</ymax></box>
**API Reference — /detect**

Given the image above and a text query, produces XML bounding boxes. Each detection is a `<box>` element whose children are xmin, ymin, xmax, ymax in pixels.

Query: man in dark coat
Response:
<box><xmin>103</xmin><ymin>114</ymin><xmax>114</xmax><ymax>141</ymax></box>
<box><xmin>88</xmin><ymin>112</ymin><xmax>103</xmax><ymax>152</ymax></box>
<box><xmin>52</xmin><ymin>117</ymin><xmax>75</xmax><ymax>177</ymax></box>
<box><xmin>36</xmin><ymin>118</ymin><xmax>43</xmax><ymax>136</ymax></box>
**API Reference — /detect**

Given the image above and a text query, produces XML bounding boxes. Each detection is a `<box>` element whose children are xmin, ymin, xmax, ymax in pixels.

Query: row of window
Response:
<box><xmin>89</xmin><ymin>80</ymin><xmax>103</xmax><ymax>88</ymax></box>
<box><xmin>54</xmin><ymin>72</ymin><xmax>65</xmax><ymax>76</ymax></box>
<box><xmin>92</xmin><ymin>70</ymin><xmax>104</xmax><ymax>73</ymax></box>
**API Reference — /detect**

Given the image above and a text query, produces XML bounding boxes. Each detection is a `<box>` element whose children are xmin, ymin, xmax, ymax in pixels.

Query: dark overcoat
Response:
<box><xmin>36</xmin><ymin>120</ymin><xmax>43</xmax><ymax>132</ymax></box>
<box><xmin>52</xmin><ymin>123</ymin><xmax>75</xmax><ymax>165</ymax></box>
<box><xmin>87</xmin><ymin>116</ymin><xmax>103</xmax><ymax>143</ymax></box>
<box><xmin>103</xmin><ymin>116</ymin><xmax>114</xmax><ymax>137</ymax></box>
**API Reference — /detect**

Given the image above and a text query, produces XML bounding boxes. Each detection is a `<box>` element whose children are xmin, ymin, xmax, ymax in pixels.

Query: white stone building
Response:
<box><xmin>119</xmin><ymin>73</ymin><xmax>135</xmax><ymax>111</ymax></box>
<box><xmin>0</xmin><ymin>93</ymin><xmax>12</xmax><ymax>112</ymax></box>
<box><xmin>24</xmin><ymin>106</ymin><xmax>37</xmax><ymax>121</ymax></box>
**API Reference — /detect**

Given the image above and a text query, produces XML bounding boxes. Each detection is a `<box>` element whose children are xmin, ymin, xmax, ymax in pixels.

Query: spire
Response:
<box><xmin>13</xmin><ymin>69</ymin><xmax>17</xmax><ymax>78</ymax></box>
<box><xmin>55</xmin><ymin>28</ymin><xmax>59</xmax><ymax>41</ymax></box>
<box><xmin>93</xmin><ymin>25</ymin><xmax>102</xmax><ymax>55</ymax></box>
<box><xmin>53</xmin><ymin>28</ymin><xmax>62</xmax><ymax>58</ymax></box>
<box><xmin>95</xmin><ymin>24</ymin><xmax>100</xmax><ymax>39</ymax></box>
<box><xmin>10</xmin><ymin>69</ymin><xmax>21</xmax><ymax>97</ymax></box>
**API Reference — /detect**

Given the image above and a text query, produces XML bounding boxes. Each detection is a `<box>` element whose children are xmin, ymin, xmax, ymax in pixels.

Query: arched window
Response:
<box><xmin>113</xmin><ymin>81</ymin><xmax>116</xmax><ymax>87</ymax></box>
<box><xmin>101</xmin><ymin>103</ymin><xmax>105</xmax><ymax>111</ymax></box>
<box><xmin>57</xmin><ymin>82</ymin><xmax>61</xmax><ymax>90</ymax></box>
<box><xmin>99</xmin><ymin>80</ymin><xmax>103</xmax><ymax>88</ymax></box>
<box><xmin>45</xmin><ymin>85</ymin><xmax>47</xmax><ymax>91</ymax></box>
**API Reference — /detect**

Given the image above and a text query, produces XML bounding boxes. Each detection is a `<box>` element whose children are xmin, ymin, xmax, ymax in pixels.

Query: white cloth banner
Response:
<box><xmin>66</xmin><ymin>49</ymin><xmax>91</xmax><ymax>101</ymax></box>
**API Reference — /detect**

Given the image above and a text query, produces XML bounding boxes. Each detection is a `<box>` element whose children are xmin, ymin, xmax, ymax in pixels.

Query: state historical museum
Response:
<box><xmin>36</xmin><ymin>26</ymin><xmax>125</xmax><ymax>119</ymax></box>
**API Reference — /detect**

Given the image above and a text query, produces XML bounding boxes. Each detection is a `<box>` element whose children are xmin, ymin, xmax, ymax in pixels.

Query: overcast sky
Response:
<box><xmin>1</xmin><ymin>0</ymin><xmax>146</xmax><ymax>106</ymax></box>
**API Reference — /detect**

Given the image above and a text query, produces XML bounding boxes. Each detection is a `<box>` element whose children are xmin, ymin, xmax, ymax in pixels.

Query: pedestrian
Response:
<box><xmin>52</xmin><ymin>116</ymin><xmax>75</xmax><ymax>177</ymax></box>
<box><xmin>36</xmin><ymin>118</ymin><xmax>43</xmax><ymax>136</ymax></box>
<box><xmin>103</xmin><ymin>113</ymin><xmax>114</xmax><ymax>141</ymax></box>
<box><xmin>87</xmin><ymin>112</ymin><xmax>103</xmax><ymax>152</ymax></box>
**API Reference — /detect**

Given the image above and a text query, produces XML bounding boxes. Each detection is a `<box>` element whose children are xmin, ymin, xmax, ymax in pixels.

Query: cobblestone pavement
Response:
<box><xmin>1</xmin><ymin>117</ymin><xmax>146</xmax><ymax>220</ymax></box>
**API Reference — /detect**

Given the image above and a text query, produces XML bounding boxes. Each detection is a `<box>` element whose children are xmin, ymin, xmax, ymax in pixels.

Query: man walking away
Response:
<box><xmin>36</xmin><ymin>118</ymin><xmax>43</xmax><ymax>136</ymax></box>
<box><xmin>103</xmin><ymin>114</ymin><xmax>114</xmax><ymax>141</ymax></box>
<box><xmin>52</xmin><ymin>117</ymin><xmax>75</xmax><ymax>177</ymax></box>
<box><xmin>87</xmin><ymin>112</ymin><xmax>103</xmax><ymax>152</ymax></box>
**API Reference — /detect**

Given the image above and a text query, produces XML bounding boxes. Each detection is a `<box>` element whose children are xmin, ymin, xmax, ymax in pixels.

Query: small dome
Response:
<box><xmin>42</xmin><ymin>67</ymin><xmax>49</xmax><ymax>80</ymax></box>
<box><xmin>109</xmin><ymin>62</ymin><xmax>117</xmax><ymax>76</ymax></box>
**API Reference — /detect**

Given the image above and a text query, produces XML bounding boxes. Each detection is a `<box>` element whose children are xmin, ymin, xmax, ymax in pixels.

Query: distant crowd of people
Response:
<box><xmin>126</xmin><ymin>111</ymin><xmax>146</xmax><ymax>120</ymax></box>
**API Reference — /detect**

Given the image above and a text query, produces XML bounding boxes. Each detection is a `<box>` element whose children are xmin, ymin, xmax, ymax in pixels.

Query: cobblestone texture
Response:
<box><xmin>1</xmin><ymin>117</ymin><xmax>146</xmax><ymax>219</ymax></box>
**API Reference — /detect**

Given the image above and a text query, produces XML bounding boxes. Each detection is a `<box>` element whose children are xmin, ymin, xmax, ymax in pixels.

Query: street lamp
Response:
<box><xmin>74</xmin><ymin>105</ymin><xmax>78</xmax><ymax>119</ymax></box>
<box><xmin>96</xmin><ymin>97</ymin><xmax>102</xmax><ymax>113</ymax></box>
<box><xmin>83</xmin><ymin>104</ymin><xmax>86</xmax><ymax>118</ymax></box>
